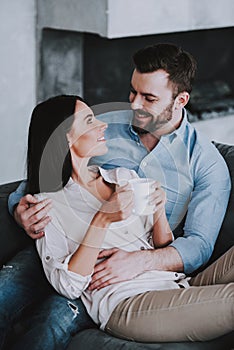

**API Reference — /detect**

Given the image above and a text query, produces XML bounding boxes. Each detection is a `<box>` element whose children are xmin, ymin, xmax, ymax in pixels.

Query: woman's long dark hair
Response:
<box><xmin>27</xmin><ymin>95</ymin><xmax>85</xmax><ymax>194</ymax></box>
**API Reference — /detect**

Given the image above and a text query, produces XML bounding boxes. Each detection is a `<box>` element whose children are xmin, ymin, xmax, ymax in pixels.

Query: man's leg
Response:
<box><xmin>105</xmin><ymin>248</ymin><xmax>234</xmax><ymax>342</ymax></box>
<box><xmin>0</xmin><ymin>245</ymin><xmax>52</xmax><ymax>349</ymax></box>
<box><xmin>11</xmin><ymin>294</ymin><xmax>96</xmax><ymax>350</ymax></box>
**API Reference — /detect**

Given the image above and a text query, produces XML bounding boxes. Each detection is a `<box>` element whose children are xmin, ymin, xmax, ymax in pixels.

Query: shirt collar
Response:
<box><xmin>161</xmin><ymin>108</ymin><xmax>188</xmax><ymax>143</ymax></box>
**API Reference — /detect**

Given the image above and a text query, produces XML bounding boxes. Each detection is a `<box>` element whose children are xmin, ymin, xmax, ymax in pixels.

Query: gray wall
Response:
<box><xmin>39</xmin><ymin>29</ymin><xmax>83</xmax><ymax>101</ymax></box>
<box><xmin>0</xmin><ymin>0</ymin><xmax>36</xmax><ymax>184</ymax></box>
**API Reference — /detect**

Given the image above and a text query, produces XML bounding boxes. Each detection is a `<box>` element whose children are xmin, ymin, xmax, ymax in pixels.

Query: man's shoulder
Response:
<box><xmin>192</xmin><ymin>128</ymin><xmax>223</xmax><ymax>160</ymax></box>
<box><xmin>190</xmin><ymin>128</ymin><xmax>230</xmax><ymax>180</ymax></box>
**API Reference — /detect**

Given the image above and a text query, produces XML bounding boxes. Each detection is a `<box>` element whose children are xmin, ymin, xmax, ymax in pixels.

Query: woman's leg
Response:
<box><xmin>0</xmin><ymin>245</ymin><xmax>52</xmax><ymax>349</ymax></box>
<box><xmin>190</xmin><ymin>246</ymin><xmax>234</xmax><ymax>286</ymax></box>
<box><xmin>106</xmin><ymin>283</ymin><xmax>234</xmax><ymax>342</ymax></box>
<box><xmin>10</xmin><ymin>294</ymin><xmax>96</xmax><ymax>350</ymax></box>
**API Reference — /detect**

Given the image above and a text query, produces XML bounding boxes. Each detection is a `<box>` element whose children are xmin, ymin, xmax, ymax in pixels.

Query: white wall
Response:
<box><xmin>0</xmin><ymin>0</ymin><xmax>36</xmax><ymax>184</ymax></box>
<box><xmin>38</xmin><ymin>0</ymin><xmax>234</xmax><ymax>39</ymax></box>
<box><xmin>107</xmin><ymin>0</ymin><xmax>234</xmax><ymax>38</ymax></box>
<box><xmin>193</xmin><ymin>115</ymin><xmax>234</xmax><ymax>146</ymax></box>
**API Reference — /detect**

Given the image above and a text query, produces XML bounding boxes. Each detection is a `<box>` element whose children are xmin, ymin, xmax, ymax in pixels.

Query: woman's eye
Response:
<box><xmin>87</xmin><ymin>117</ymin><xmax>93</xmax><ymax>124</ymax></box>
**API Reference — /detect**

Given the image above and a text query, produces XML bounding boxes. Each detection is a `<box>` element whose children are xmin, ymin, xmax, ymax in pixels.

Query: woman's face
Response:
<box><xmin>67</xmin><ymin>100</ymin><xmax>108</xmax><ymax>158</ymax></box>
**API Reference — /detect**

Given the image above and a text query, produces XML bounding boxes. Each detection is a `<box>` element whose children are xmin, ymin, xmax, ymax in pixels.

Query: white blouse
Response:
<box><xmin>36</xmin><ymin>167</ymin><xmax>189</xmax><ymax>330</ymax></box>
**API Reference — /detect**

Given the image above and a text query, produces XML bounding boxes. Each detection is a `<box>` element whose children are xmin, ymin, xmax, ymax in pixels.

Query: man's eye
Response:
<box><xmin>130</xmin><ymin>89</ymin><xmax>136</xmax><ymax>95</ymax></box>
<box><xmin>87</xmin><ymin>117</ymin><xmax>93</xmax><ymax>124</ymax></box>
<box><xmin>145</xmin><ymin>97</ymin><xmax>156</xmax><ymax>103</ymax></box>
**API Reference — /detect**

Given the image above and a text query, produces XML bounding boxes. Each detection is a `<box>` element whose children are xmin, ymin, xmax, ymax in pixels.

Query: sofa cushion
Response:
<box><xmin>0</xmin><ymin>181</ymin><xmax>31</xmax><ymax>267</ymax></box>
<box><xmin>68</xmin><ymin>328</ymin><xmax>234</xmax><ymax>350</ymax></box>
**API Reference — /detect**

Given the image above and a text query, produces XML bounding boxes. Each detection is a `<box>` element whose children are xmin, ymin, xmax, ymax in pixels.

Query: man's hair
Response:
<box><xmin>27</xmin><ymin>95</ymin><xmax>85</xmax><ymax>194</ymax></box>
<box><xmin>133</xmin><ymin>43</ymin><xmax>197</xmax><ymax>96</ymax></box>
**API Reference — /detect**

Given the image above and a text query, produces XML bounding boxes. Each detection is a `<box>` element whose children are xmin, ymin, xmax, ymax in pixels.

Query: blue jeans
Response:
<box><xmin>0</xmin><ymin>245</ymin><xmax>95</xmax><ymax>350</ymax></box>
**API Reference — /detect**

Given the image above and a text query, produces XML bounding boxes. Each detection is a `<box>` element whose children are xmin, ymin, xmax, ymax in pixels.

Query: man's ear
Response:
<box><xmin>175</xmin><ymin>92</ymin><xmax>190</xmax><ymax>108</ymax></box>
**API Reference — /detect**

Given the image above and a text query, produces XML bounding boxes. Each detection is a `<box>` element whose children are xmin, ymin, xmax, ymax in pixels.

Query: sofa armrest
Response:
<box><xmin>0</xmin><ymin>181</ymin><xmax>32</xmax><ymax>267</ymax></box>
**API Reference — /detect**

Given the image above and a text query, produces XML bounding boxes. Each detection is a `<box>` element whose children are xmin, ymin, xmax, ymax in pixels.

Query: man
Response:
<box><xmin>2</xmin><ymin>43</ymin><xmax>231</xmax><ymax>347</ymax></box>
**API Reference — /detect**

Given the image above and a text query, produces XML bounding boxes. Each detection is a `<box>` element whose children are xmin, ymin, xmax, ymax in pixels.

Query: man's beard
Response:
<box><xmin>132</xmin><ymin>101</ymin><xmax>174</xmax><ymax>134</ymax></box>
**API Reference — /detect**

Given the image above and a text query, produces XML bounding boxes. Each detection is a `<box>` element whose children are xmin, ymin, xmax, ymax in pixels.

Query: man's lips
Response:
<box><xmin>134</xmin><ymin>112</ymin><xmax>152</xmax><ymax>120</ymax></box>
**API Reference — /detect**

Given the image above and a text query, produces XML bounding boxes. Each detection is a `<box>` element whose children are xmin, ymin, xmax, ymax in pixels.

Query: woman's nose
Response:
<box><xmin>97</xmin><ymin>120</ymin><xmax>107</xmax><ymax>131</ymax></box>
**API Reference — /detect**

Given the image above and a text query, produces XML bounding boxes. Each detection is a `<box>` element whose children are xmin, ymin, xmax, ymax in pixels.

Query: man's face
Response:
<box><xmin>129</xmin><ymin>69</ymin><xmax>176</xmax><ymax>134</ymax></box>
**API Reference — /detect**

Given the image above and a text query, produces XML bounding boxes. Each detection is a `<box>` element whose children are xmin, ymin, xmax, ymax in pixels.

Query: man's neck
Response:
<box><xmin>139</xmin><ymin>109</ymin><xmax>184</xmax><ymax>151</ymax></box>
<box><xmin>139</xmin><ymin>133</ymin><xmax>160</xmax><ymax>151</ymax></box>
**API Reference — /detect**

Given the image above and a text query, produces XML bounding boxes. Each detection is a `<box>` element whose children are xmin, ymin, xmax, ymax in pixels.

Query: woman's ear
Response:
<box><xmin>66</xmin><ymin>133</ymin><xmax>71</xmax><ymax>147</ymax></box>
<box><xmin>174</xmin><ymin>92</ymin><xmax>190</xmax><ymax>109</ymax></box>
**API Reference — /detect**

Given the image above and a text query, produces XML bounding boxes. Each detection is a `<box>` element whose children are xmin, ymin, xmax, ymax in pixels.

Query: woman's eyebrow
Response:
<box><xmin>83</xmin><ymin>114</ymin><xmax>93</xmax><ymax>120</ymax></box>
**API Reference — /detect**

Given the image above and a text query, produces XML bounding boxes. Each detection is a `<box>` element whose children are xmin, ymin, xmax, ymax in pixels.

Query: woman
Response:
<box><xmin>27</xmin><ymin>95</ymin><xmax>233</xmax><ymax>342</ymax></box>
<box><xmin>27</xmin><ymin>95</ymin><xmax>181</xmax><ymax>323</ymax></box>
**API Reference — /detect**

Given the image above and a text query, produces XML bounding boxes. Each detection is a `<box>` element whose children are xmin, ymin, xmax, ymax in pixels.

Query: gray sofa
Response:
<box><xmin>0</xmin><ymin>142</ymin><xmax>233</xmax><ymax>350</ymax></box>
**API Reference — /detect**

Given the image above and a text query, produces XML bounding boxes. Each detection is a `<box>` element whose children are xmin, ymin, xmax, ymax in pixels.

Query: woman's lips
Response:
<box><xmin>97</xmin><ymin>136</ymin><xmax>106</xmax><ymax>142</ymax></box>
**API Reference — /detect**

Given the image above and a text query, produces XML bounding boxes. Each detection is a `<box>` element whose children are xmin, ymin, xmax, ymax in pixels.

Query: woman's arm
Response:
<box><xmin>36</xmin><ymin>186</ymin><xmax>133</xmax><ymax>299</ymax></box>
<box><xmin>68</xmin><ymin>186</ymin><xmax>133</xmax><ymax>276</ymax></box>
<box><xmin>150</xmin><ymin>183</ymin><xmax>173</xmax><ymax>248</ymax></box>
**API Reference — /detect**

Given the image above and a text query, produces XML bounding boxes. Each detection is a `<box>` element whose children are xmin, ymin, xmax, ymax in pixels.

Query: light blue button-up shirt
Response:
<box><xmin>8</xmin><ymin>109</ymin><xmax>231</xmax><ymax>274</ymax></box>
<box><xmin>90</xmin><ymin>109</ymin><xmax>231</xmax><ymax>273</ymax></box>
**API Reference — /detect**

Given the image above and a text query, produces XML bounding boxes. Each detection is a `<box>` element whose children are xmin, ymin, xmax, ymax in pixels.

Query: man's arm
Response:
<box><xmin>89</xmin><ymin>246</ymin><xmax>182</xmax><ymax>291</ymax></box>
<box><xmin>8</xmin><ymin>181</ymin><xmax>52</xmax><ymax>239</ymax></box>
<box><xmin>8</xmin><ymin>180</ymin><xmax>27</xmax><ymax>215</ymax></box>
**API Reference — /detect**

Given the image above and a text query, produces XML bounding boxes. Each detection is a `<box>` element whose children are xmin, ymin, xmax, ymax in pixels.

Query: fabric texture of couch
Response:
<box><xmin>0</xmin><ymin>142</ymin><xmax>233</xmax><ymax>349</ymax></box>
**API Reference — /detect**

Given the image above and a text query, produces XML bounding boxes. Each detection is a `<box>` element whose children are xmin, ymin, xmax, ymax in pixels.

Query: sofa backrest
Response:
<box><xmin>208</xmin><ymin>142</ymin><xmax>234</xmax><ymax>264</ymax></box>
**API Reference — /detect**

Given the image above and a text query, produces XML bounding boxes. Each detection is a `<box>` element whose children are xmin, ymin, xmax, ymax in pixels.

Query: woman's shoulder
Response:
<box><xmin>99</xmin><ymin>167</ymin><xmax>138</xmax><ymax>185</ymax></box>
<box><xmin>34</xmin><ymin>189</ymin><xmax>64</xmax><ymax>202</ymax></box>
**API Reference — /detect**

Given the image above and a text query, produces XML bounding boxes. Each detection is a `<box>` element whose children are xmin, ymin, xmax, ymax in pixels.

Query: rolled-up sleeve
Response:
<box><xmin>170</xmin><ymin>145</ymin><xmax>231</xmax><ymax>274</ymax></box>
<box><xmin>36</xmin><ymin>219</ymin><xmax>92</xmax><ymax>300</ymax></box>
<box><xmin>8</xmin><ymin>180</ymin><xmax>27</xmax><ymax>215</ymax></box>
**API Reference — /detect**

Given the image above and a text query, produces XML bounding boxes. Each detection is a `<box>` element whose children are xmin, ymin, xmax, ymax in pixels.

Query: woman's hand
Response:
<box><xmin>149</xmin><ymin>181</ymin><xmax>166</xmax><ymax>215</ymax></box>
<box><xmin>97</xmin><ymin>184</ymin><xmax>134</xmax><ymax>226</ymax></box>
<box><xmin>149</xmin><ymin>182</ymin><xmax>173</xmax><ymax>248</ymax></box>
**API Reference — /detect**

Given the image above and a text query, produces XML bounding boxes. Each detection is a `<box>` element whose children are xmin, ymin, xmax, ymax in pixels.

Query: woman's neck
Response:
<box><xmin>70</xmin><ymin>153</ymin><xmax>114</xmax><ymax>202</ymax></box>
<box><xmin>71</xmin><ymin>155</ymin><xmax>96</xmax><ymax>186</ymax></box>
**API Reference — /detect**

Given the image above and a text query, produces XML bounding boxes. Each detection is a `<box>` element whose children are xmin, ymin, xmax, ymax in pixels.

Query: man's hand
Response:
<box><xmin>14</xmin><ymin>194</ymin><xmax>52</xmax><ymax>239</ymax></box>
<box><xmin>88</xmin><ymin>248</ymin><xmax>142</xmax><ymax>291</ymax></box>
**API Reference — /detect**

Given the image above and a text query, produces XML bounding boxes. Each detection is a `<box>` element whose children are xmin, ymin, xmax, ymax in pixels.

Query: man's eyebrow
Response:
<box><xmin>130</xmin><ymin>84</ymin><xmax>158</xmax><ymax>98</ymax></box>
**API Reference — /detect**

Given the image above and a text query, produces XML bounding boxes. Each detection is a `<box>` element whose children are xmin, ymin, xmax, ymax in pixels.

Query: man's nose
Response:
<box><xmin>130</xmin><ymin>93</ymin><xmax>143</xmax><ymax>110</ymax></box>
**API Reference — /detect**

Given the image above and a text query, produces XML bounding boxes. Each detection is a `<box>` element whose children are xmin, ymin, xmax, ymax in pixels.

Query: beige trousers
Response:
<box><xmin>105</xmin><ymin>246</ymin><xmax>234</xmax><ymax>342</ymax></box>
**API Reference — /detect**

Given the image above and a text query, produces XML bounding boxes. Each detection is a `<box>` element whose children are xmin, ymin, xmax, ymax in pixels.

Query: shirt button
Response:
<box><xmin>140</xmin><ymin>246</ymin><xmax>145</xmax><ymax>250</ymax></box>
<box><xmin>175</xmin><ymin>273</ymin><xmax>178</xmax><ymax>277</ymax></box>
<box><xmin>46</xmin><ymin>256</ymin><xmax>50</xmax><ymax>261</ymax></box>
<box><xmin>142</xmin><ymin>161</ymin><xmax>147</xmax><ymax>167</ymax></box>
